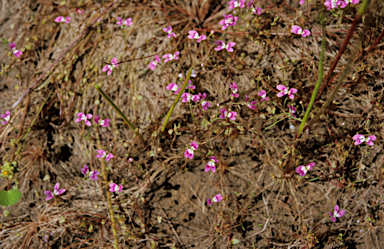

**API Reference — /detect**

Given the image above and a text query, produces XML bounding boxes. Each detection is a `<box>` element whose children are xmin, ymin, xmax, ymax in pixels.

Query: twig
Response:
<box><xmin>158</xmin><ymin>203</ymin><xmax>185</xmax><ymax>247</ymax></box>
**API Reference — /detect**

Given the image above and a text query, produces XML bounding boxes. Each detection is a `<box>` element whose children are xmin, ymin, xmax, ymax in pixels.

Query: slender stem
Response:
<box><xmin>95</xmin><ymin>85</ymin><xmax>146</xmax><ymax>146</ymax></box>
<box><xmin>161</xmin><ymin>68</ymin><xmax>193</xmax><ymax>132</ymax></box>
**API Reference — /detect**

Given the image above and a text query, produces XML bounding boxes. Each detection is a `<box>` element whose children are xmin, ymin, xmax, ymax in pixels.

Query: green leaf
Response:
<box><xmin>0</xmin><ymin>189</ymin><xmax>21</xmax><ymax>206</ymax></box>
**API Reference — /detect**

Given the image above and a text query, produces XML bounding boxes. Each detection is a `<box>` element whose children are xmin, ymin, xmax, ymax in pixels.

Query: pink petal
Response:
<box><xmin>302</xmin><ymin>30</ymin><xmax>311</xmax><ymax>37</ymax></box>
<box><xmin>55</xmin><ymin>16</ymin><xmax>64</xmax><ymax>23</ymax></box>
<box><xmin>290</xmin><ymin>25</ymin><xmax>302</xmax><ymax>34</ymax></box>
<box><xmin>190</xmin><ymin>141</ymin><xmax>199</xmax><ymax>150</ymax></box>
<box><xmin>187</xmin><ymin>30</ymin><xmax>198</xmax><ymax>39</ymax></box>
<box><xmin>102</xmin><ymin>65</ymin><xmax>110</xmax><ymax>72</ymax></box>
<box><xmin>330</xmin><ymin>217</ymin><xmax>336</xmax><ymax>222</ymax></box>
<box><xmin>81</xmin><ymin>164</ymin><xmax>89</xmax><ymax>175</ymax></box>
<box><xmin>276</xmin><ymin>85</ymin><xmax>287</xmax><ymax>91</ymax></box>
<box><xmin>289</xmin><ymin>88</ymin><xmax>298</xmax><ymax>94</ymax></box>
<box><xmin>368</xmin><ymin>135</ymin><xmax>377</xmax><ymax>141</ymax></box>
<box><xmin>276</xmin><ymin>92</ymin><xmax>286</xmax><ymax>97</ymax></box>
<box><xmin>338</xmin><ymin>209</ymin><xmax>345</xmax><ymax>217</ymax></box>
<box><xmin>204</xmin><ymin>164</ymin><xmax>211</xmax><ymax>172</ymax></box>
<box><xmin>45</xmin><ymin>194</ymin><xmax>54</xmax><ymax>201</ymax></box>
<box><xmin>54</xmin><ymin>183</ymin><xmax>60</xmax><ymax>192</ymax></box>
<box><xmin>334</xmin><ymin>205</ymin><xmax>340</xmax><ymax>212</ymax></box>
<box><xmin>86</xmin><ymin>114</ymin><xmax>93</xmax><ymax>119</ymax></box>
<box><xmin>207</xmin><ymin>199</ymin><xmax>213</xmax><ymax>205</ymax></box>
<box><xmin>57</xmin><ymin>188</ymin><xmax>66</xmax><ymax>195</ymax></box>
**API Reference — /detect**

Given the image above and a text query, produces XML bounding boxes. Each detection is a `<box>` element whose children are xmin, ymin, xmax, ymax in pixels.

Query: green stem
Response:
<box><xmin>95</xmin><ymin>85</ymin><xmax>146</xmax><ymax>146</ymax></box>
<box><xmin>161</xmin><ymin>68</ymin><xmax>193</xmax><ymax>132</ymax></box>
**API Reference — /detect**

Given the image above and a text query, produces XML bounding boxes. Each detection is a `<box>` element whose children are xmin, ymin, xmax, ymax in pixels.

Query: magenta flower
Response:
<box><xmin>276</xmin><ymin>85</ymin><xmax>298</xmax><ymax>100</ymax></box>
<box><xmin>257</xmin><ymin>89</ymin><xmax>269</xmax><ymax>101</ymax></box>
<box><xmin>199</xmin><ymin>93</ymin><xmax>211</xmax><ymax>111</ymax></box>
<box><xmin>94</xmin><ymin>115</ymin><xmax>110</xmax><ymax>127</ymax></box>
<box><xmin>214</xmin><ymin>40</ymin><xmax>236</xmax><ymax>52</ymax></box>
<box><xmin>102</xmin><ymin>57</ymin><xmax>119</xmax><ymax>76</ymax></box>
<box><xmin>187</xmin><ymin>30</ymin><xmax>207</xmax><ymax>43</ymax></box>
<box><xmin>162</xmin><ymin>51</ymin><xmax>180</xmax><ymax>63</ymax></box>
<box><xmin>352</xmin><ymin>134</ymin><xmax>377</xmax><ymax>146</ymax></box>
<box><xmin>163</xmin><ymin>26</ymin><xmax>177</xmax><ymax>39</ymax></box>
<box><xmin>205</xmin><ymin>156</ymin><xmax>219</xmax><ymax>173</ymax></box>
<box><xmin>329</xmin><ymin>205</ymin><xmax>345</xmax><ymax>222</ymax></box>
<box><xmin>1</xmin><ymin>111</ymin><xmax>10</xmax><ymax>125</ymax></box>
<box><xmin>181</xmin><ymin>93</ymin><xmax>200</xmax><ymax>103</ymax></box>
<box><xmin>228</xmin><ymin>0</ymin><xmax>246</xmax><ymax>9</ymax></box>
<box><xmin>230</xmin><ymin>82</ymin><xmax>239</xmax><ymax>98</ymax></box>
<box><xmin>207</xmin><ymin>194</ymin><xmax>223</xmax><ymax>205</ymax></box>
<box><xmin>299</xmin><ymin>0</ymin><xmax>305</xmax><ymax>4</ymax></box>
<box><xmin>116</xmin><ymin>17</ymin><xmax>133</xmax><ymax>26</ymax></box>
<box><xmin>219</xmin><ymin>14</ymin><xmax>238</xmax><ymax>30</ymax></box>
<box><xmin>184</xmin><ymin>141</ymin><xmax>199</xmax><ymax>160</ymax></box>
<box><xmin>75</xmin><ymin>112</ymin><xmax>93</xmax><ymax>126</ymax></box>
<box><xmin>9</xmin><ymin>43</ymin><xmax>22</xmax><ymax>58</ymax></box>
<box><xmin>247</xmin><ymin>1</ymin><xmax>262</xmax><ymax>15</ymax></box>
<box><xmin>96</xmin><ymin>150</ymin><xmax>114</xmax><ymax>161</ymax></box>
<box><xmin>44</xmin><ymin>183</ymin><xmax>66</xmax><ymax>201</ymax></box>
<box><xmin>245</xmin><ymin>95</ymin><xmax>257</xmax><ymax>110</ymax></box>
<box><xmin>295</xmin><ymin>162</ymin><xmax>315</xmax><ymax>177</ymax></box>
<box><xmin>109</xmin><ymin>183</ymin><xmax>123</xmax><ymax>193</ymax></box>
<box><xmin>166</xmin><ymin>83</ymin><xmax>181</xmax><ymax>95</ymax></box>
<box><xmin>55</xmin><ymin>16</ymin><xmax>71</xmax><ymax>23</ymax></box>
<box><xmin>291</xmin><ymin>25</ymin><xmax>311</xmax><ymax>37</ymax></box>
<box><xmin>324</xmin><ymin>0</ymin><xmax>354</xmax><ymax>10</ymax></box>
<box><xmin>81</xmin><ymin>164</ymin><xmax>100</xmax><ymax>181</ymax></box>
<box><xmin>149</xmin><ymin>55</ymin><xmax>161</xmax><ymax>70</ymax></box>
<box><xmin>178</xmin><ymin>70</ymin><xmax>197</xmax><ymax>79</ymax></box>
<box><xmin>288</xmin><ymin>104</ymin><xmax>297</xmax><ymax>118</ymax></box>
<box><xmin>76</xmin><ymin>9</ymin><xmax>84</xmax><ymax>14</ymax></box>
<box><xmin>219</xmin><ymin>109</ymin><xmax>237</xmax><ymax>121</ymax></box>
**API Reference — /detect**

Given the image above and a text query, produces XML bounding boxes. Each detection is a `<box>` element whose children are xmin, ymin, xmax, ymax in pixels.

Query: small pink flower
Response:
<box><xmin>205</xmin><ymin>156</ymin><xmax>219</xmax><ymax>173</ymax></box>
<box><xmin>162</xmin><ymin>51</ymin><xmax>180</xmax><ymax>63</ymax></box>
<box><xmin>102</xmin><ymin>57</ymin><xmax>119</xmax><ymax>76</ymax></box>
<box><xmin>116</xmin><ymin>17</ymin><xmax>123</xmax><ymax>25</ymax></box>
<box><xmin>124</xmin><ymin>18</ymin><xmax>133</xmax><ymax>26</ymax></box>
<box><xmin>81</xmin><ymin>164</ymin><xmax>100</xmax><ymax>181</ymax></box>
<box><xmin>44</xmin><ymin>183</ymin><xmax>66</xmax><ymax>201</ymax></box>
<box><xmin>219</xmin><ymin>109</ymin><xmax>237</xmax><ymax>121</ymax></box>
<box><xmin>329</xmin><ymin>205</ymin><xmax>345</xmax><ymax>222</ymax></box>
<box><xmin>166</xmin><ymin>82</ymin><xmax>181</xmax><ymax>95</ymax></box>
<box><xmin>352</xmin><ymin>134</ymin><xmax>377</xmax><ymax>146</ymax></box>
<box><xmin>163</xmin><ymin>26</ymin><xmax>177</xmax><ymax>39</ymax></box>
<box><xmin>129</xmin><ymin>157</ymin><xmax>133</xmax><ymax>162</ymax></box>
<box><xmin>276</xmin><ymin>85</ymin><xmax>298</xmax><ymax>100</ymax></box>
<box><xmin>181</xmin><ymin>93</ymin><xmax>200</xmax><ymax>103</ymax></box>
<box><xmin>219</xmin><ymin>14</ymin><xmax>238</xmax><ymax>30</ymax></box>
<box><xmin>214</xmin><ymin>40</ymin><xmax>236</xmax><ymax>52</ymax></box>
<box><xmin>230</xmin><ymin>82</ymin><xmax>239</xmax><ymax>98</ymax></box>
<box><xmin>109</xmin><ymin>183</ymin><xmax>123</xmax><ymax>193</ymax></box>
<box><xmin>178</xmin><ymin>70</ymin><xmax>197</xmax><ymax>78</ymax></box>
<box><xmin>75</xmin><ymin>112</ymin><xmax>93</xmax><ymax>126</ymax></box>
<box><xmin>149</xmin><ymin>55</ymin><xmax>161</xmax><ymax>70</ymax></box>
<box><xmin>288</xmin><ymin>104</ymin><xmax>297</xmax><ymax>118</ymax></box>
<box><xmin>94</xmin><ymin>115</ymin><xmax>110</xmax><ymax>127</ymax></box>
<box><xmin>299</xmin><ymin>0</ymin><xmax>305</xmax><ymax>4</ymax></box>
<box><xmin>9</xmin><ymin>43</ymin><xmax>23</xmax><ymax>58</ymax></box>
<box><xmin>76</xmin><ymin>9</ymin><xmax>84</xmax><ymax>14</ymax></box>
<box><xmin>96</xmin><ymin>150</ymin><xmax>114</xmax><ymax>161</ymax></box>
<box><xmin>257</xmin><ymin>90</ymin><xmax>269</xmax><ymax>101</ymax></box>
<box><xmin>228</xmin><ymin>0</ymin><xmax>246</xmax><ymax>9</ymax></box>
<box><xmin>55</xmin><ymin>16</ymin><xmax>71</xmax><ymax>24</ymax></box>
<box><xmin>324</xmin><ymin>0</ymin><xmax>347</xmax><ymax>10</ymax></box>
<box><xmin>201</xmin><ymin>101</ymin><xmax>211</xmax><ymax>111</ymax></box>
<box><xmin>207</xmin><ymin>194</ymin><xmax>223</xmax><ymax>205</ymax></box>
<box><xmin>184</xmin><ymin>141</ymin><xmax>199</xmax><ymax>160</ymax></box>
<box><xmin>295</xmin><ymin>162</ymin><xmax>315</xmax><ymax>177</ymax></box>
<box><xmin>1</xmin><ymin>111</ymin><xmax>10</xmax><ymax>125</ymax></box>
<box><xmin>187</xmin><ymin>30</ymin><xmax>207</xmax><ymax>43</ymax></box>
<box><xmin>291</xmin><ymin>25</ymin><xmax>311</xmax><ymax>37</ymax></box>
<box><xmin>252</xmin><ymin>7</ymin><xmax>262</xmax><ymax>15</ymax></box>
<box><xmin>245</xmin><ymin>95</ymin><xmax>257</xmax><ymax>110</ymax></box>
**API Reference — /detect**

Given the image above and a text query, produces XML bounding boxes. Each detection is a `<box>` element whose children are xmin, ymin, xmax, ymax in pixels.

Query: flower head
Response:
<box><xmin>96</xmin><ymin>150</ymin><xmax>114</xmax><ymax>161</ymax></box>
<box><xmin>184</xmin><ymin>141</ymin><xmax>199</xmax><ymax>160</ymax></box>
<box><xmin>230</xmin><ymin>82</ymin><xmax>239</xmax><ymax>98</ymax></box>
<box><xmin>162</xmin><ymin>51</ymin><xmax>180</xmax><ymax>63</ymax></box>
<box><xmin>295</xmin><ymin>162</ymin><xmax>315</xmax><ymax>177</ymax></box>
<box><xmin>276</xmin><ymin>85</ymin><xmax>298</xmax><ymax>100</ymax></box>
<box><xmin>299</xmin><ymin>0</ymin><xmax>306</xmax><ymax>4</ymax></box>
<box><xmin>257</xmin><ymin>89</ymin><xmax>269</xmax><ymax>101</ymax></box>
<box><xmin>55</xmin><ymin>16</ymin><xmax>71</xmax><ymax>24</ymax></box>
<box><xmin>9</xmin><ymin>43</ymin><xmax>22</xmax><ymax>58</ymax></box>
<box><xmin>207</xmin><ymin>194</ymin><xmax>223</xmax><ymax>205</ymax></box>
<box><xmin>166</xmin><ymin>83</ymin><xmax>181</xmax><ymax>95</ymax></box>
<box><xmin>149</xmin><ymin>55</ymin><xmax>161</xmax><ymax>70</ymax></box>
<box><xmin>228</xmin><ymin>0</ymin><xmax>246</xmax><ymax>9</ymax></box>
<box><xmin>76</xmin><ymin>9</ymin><xmax>84</xmax><ymax>14</ymax></box>
<box><xmin>81</xmin><ymin>164</ymin><xmax>100</xmax><ymax>181</ymax></box>
<box><xmin>75</xmin><ymin>112</ymin><xmax>93</xmax><ymax>126</ymax></box>
<box><xmin>109</xmin><ymin>183</ymin><xmax>123</xmax><ymax>193</ymax></box>
<box><xmin>181</xmin><ymin>93</ymin><xmax>200</xmax><ymax>103</ymax></box>
<box><xmin>94</xmin><ymin>115</ymin><xmax>110</xmax><ymax>127</ymax></box>
<box><xmin>116</xmin><ymin>17</ymin><xmax>133</xmax><ymax>26</ymax></box>
<box><xmin>102</xmin><ymin>57</ymin><xmax>119</xmax><ymax>75</ymax></box>
<box><xmin>44</xmin><ymin>183</ymin><xmax>66</xmax><ymax>201</ymax></box>
<box><xmin>205</xmin><ymin>156</ymin><xmax>219</xmax><ymax>173</ymax></box>
<box><xmin>187</xmin><ymin>30</ymin><xmax>207</xmax><ymax>43</ymax></box>
<box><xmin>252</xmin><ymin>6</ymin><xmax>262</xmax><ymax>15</ymax></box>
<box><xmin>288</xmin><ymin>104</ymin><xmax>297</xmax><ymax>118</ymax></box>
<box><xmin>291</xmin><ymin>25</ymin><xmax>311</xmax><ymax>37</ymax></box>
<box><xmin>329</xmin><ymin>205</ymin><xmax>345</xmax><ymax>222</ymax></box>
<box><xmin>245</xmin><ymin>95</ymin><xmax>257</xmax><ymax>110</ymax></box>
<box><xmin>163</xmin><ymin>26</ymin><xmax>177</xmax><ymax>39</ymax></box>
<box><xmin>219</xmin><ymin>14</ymin><xmax>238</xmax><ymax>30</ymax></box>
<box><xmin>352</xmin><ymin>134</ymin><xmax>377</xmax><ymax>146</ymax></box>
<box><xmin>219</xmin><ymin>109</ymin><xmax>237</xmax><ymax>121</ymax></box>
<box><xmin>1</xmin><ymin>111</ymin><xmax>10</xmax><ymax>125</ymax></box>
<box><xmin>214</xmin><ymin>40</ymin><xmax>236</xmax><ymax>52</ymax></box>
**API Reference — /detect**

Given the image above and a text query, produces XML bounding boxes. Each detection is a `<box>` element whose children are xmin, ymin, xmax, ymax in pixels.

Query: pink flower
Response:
<box><xmin>1</xmin><ymin>111</ymin><xmax>10</xmax><ymax>125</ymax></box>
<box><xmin>252</xmin><ymin>7</ymin><xmax>262</xmax><ymax>15</ymax></box>
<box><xmin>257</xmin><ymin>89</ymin><xmax>269</xmax><ymax>101</ymax></box>
<box><xmin>109</xmin><ymin>183</ymin><xmax>123</xmax><ymax>193</ymax></box>
<box><xmin>149</xmin><ymin>55</ymin><xmax>161</xmax><ymax>70</ymax></box>
<box><xmin>163</xmin><ymin>26</ymin><xmax>177</xmax><ymax>39</ymax></box>
<box><xmin>162</xmin><ymin>51</ymin><xmax>180</xmax><ymax>63</ymax></box>
<box><xmin>299</xmin><ymin>0</ymin><xmax>305</xmax><ymax>4</ymax></box>
<box><xmin>116</xmin><ymin>17</ymin><xmax>123</xmax><ymax>25</ymax></box>
<box><xmin>291</xmin><ymin>25</ymin><xmax>311</xmax><ymax>37</ymax></box>
<box><xmin>207</xmin><ymin>194</ymin><xmax>223</xmax><ymax>205</ymax></box>
<box><xmin>329</xmin><ymin>205</ymin><xmax>345</xmax><ymax>222</ymax></box>
<box><xmin>129</xmin><ymin>157</ymin><xmax>133</xmax><ymax>162</ymax></box>
<box><xmin>187</xmin><ymin>30</ymin><xmax>207</xmax><ymax>43</ymax></box>
<box><xmin>230</xmin><ymin>82</ymin><xmax>239</xmax><ymax>98</ymax></box>
<box><xmin>228</xmin><ymin>0</ymin><xmax>246</xmax><ymax>9</ymax></box>
<box><xmin>205</xmin><ymin>156</ymin><xmax>219</xmax><ymax>172</ymax></box>
<box><xmin>166</xmin><ymin>83</ymin><xmax>181</xmax><ymax>95</ymax></box>
<box><xmin>124</xmin><ymin>18</ymin><xmax>133</xmax><ymax>26</ymax></box>
<box><xmin>198</xmin><ymin>93</ymin><xmax>211</xmax><ymax>111</ymax></box>
<box><xmin>352</xmin><ymin>134</ymin><xmax>377</xmax><ymax>146</ymax></box>
<box><xmin>288</xmin><ymin>104</ymin><xmax>297</xmax><ymax>118</ymax></box>
<box><xmin>247</xmin><ymin>0</ymin><xmax>254</xmax><ymax>8</ymax></box>
<box><xmin>324</xmin><ymin>0</ymin><xmax>345</xmax><ymax>10</ymax></box>
<box><xmin>94</xmin><ymin>115</ymin><xmax>110</xmax><ymax>127</ymax></box>
<box><xmin>75</xmin><ymin>112</ymin><xmax>93</xmax><ymax>126</ymax></box>
<box><xmin>245</xmin><ymin>95</ymin><xmax>257</xmax><ymax>110</ymax></box>
<box><xmin>219</xmin><ymin>109</ymin><xmax>237</xmax><ymax>121</ymax></box>
<box><xmin>54</xmin><ymin>16</ymin><xmax>71</xmax><ymax>24</ymax></box>
<box><xmin>9</xmin><ymin>43</ymin><xmax>22</xmax><ymax>58</ymax></box>
<box><xmin>76</xmin><ymin>9</ymin><xmax>84</xmax><ymax>14</ymax></box>
<box><xmin>81</xmin><ymin>164</ymin><xmax>100</xmax><ymax>181</ymax></box>
<box><xmin>181</xmin><ymin>93</ymin><xmax>200</xmax><ymax>103</ymax></box>
<box><xmin>276</xmin><ymin>85</ymin><xmax>298</xmax><ymax>100</ymax></box>
<box><xmin>184</xmin><ymin>141</ymin><xmax>199</xmax><ymax>160</ymax></box>
<box><xmin>178</xmin><ymin>70</ymin><xmax>197</xmax><ymax>78</ymax></box>
<box><xmin>44</xmin><ymin>183</ymin><xmax>66</xmax><ymax>201</ymax></box>
<box><xmin>219</xmin><ymin>14</ymin><xmax>238</xmax><ymax>30</ymax></box>
<box><xmin>102</xmin><ymin>57</ymin><xmax>119</xmax><ymax>75</ymax></box>
<box><xmin>214</xmin><ymin>40</ymin><xmax>236</xmax><ymax>52</ymax></box>
<box><xmin>295</xmin><ymin>162</ymin><xmax>315</xmax><ymax>177</ymax></box>
<box><xmin>96</xmin><ymin>150</ymin><xmax>114</xmax><ymax>161</ymax></box>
